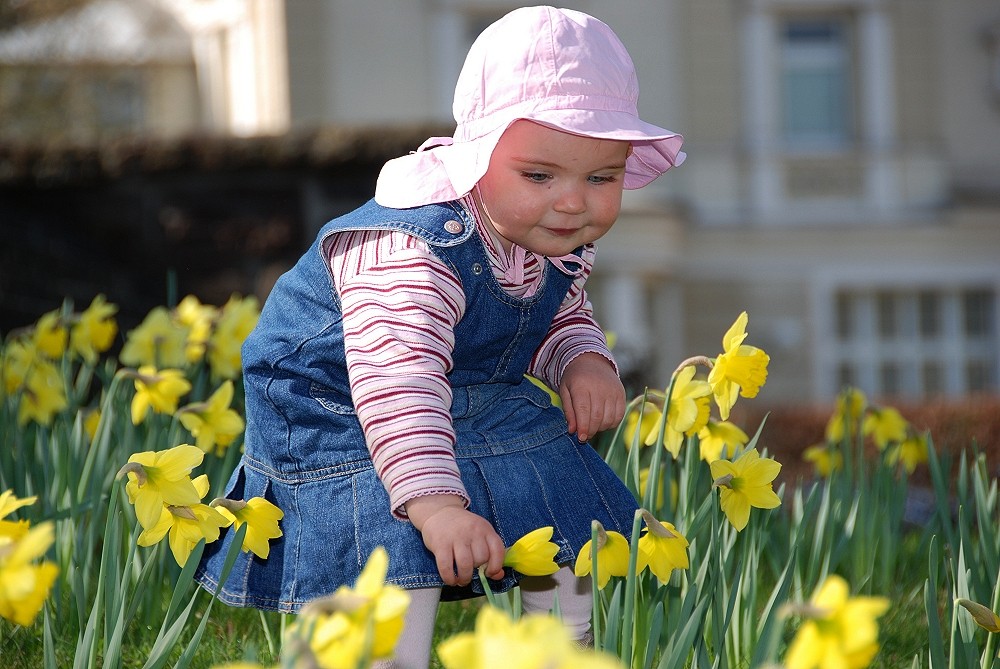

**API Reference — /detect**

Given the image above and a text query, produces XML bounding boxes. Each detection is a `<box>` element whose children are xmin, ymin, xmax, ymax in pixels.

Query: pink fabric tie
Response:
<box><xmin>548</xmin><ymin>253</ymin><xmax>587</xmax><ymax>277</ymax></box>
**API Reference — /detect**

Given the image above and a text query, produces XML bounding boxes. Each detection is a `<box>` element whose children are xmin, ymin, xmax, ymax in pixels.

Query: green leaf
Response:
<box><xmin>657</xmin><ymin>597</ymin><xmax>708</xmax><ymax>669</ymax></box>
<box><xmin>173</xmin><ymin>524</ymin><xmax>248</xmax><ymax>669</ymax></box>
<box><xmin>642</xmin><ymin>601</ymin><xmax>665</xmax><ymax>669</ymax></box>
<box><xmin>925</xmin><ymin>537</ymin><xmax>947</xmax><ymax>669</ymax></box>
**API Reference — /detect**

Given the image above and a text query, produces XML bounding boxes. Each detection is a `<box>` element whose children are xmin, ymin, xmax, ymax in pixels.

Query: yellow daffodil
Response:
<box><xmin>83</xmin><ymin>409</ymin><xmax>102</xmax><ymax>441</ymax></box>
<box><xmin>710</xmin><ymin>448</ymin><xmax>782</xmax><ymax>531</ymax></box>
<box><xmin>1</xmin><ymin>337</ymin><xmax>68</xmax><ymax>415</ymax></box>
<box><xmin>639</xmin><ymin>466</ymin><xmax>678</xmax><ymax>510</ymax></box>
<box><xmin>698</xmin><ymin>420</ymin><xmax>750</xmax><ymax>463</ymax></box>
<box><xmin>207</xmin><ymin>295</ymin><xmax>260</xmax><ymax>380</ymax></box>
<box><xmin>16</xmin><ymin>360</ymin><xmax>68</xmax><ymax>427</ymax></box>
<box><xmin>707</xmin><ymin>312</ymin><xmax>770</xmax><ymax>420</ymax></box>
<box><xmin>300</xmin><ymin>612</ymin><xmax>366</xmax><ymax>669</ymax></box>
<box><xmin>0</xmin><ymin>490</ymin><xmax>36</xmax><ymax>520</ymax></box>
<box><xmin>0</xmin><ymin>490</ymin><xmax>36</xmax><ymax>541</ymax></box>
<box><xmin>137</xmin><ymin>475</ymin><xmax>231</xmax><ymax>567</ymax></box>
<box><xmin>784</xmin><ymin>575</ymin><xmax>890</xmax><ymax>669</ymax></box>
<box><xmin>437</xmin><ymin>605</ymin><xmax>621</xmax><ymax>669</ymax></box>
<box><xmin>574</xmin><ymin>521</ymin><xmax>630</xmax><ymax>590</ymax></box>
<box><xmin>957</xmin><ymin>598</ymin><xmax>1000</xmax><ymax>633</ymax></box>
<box><xmin>120</xmin><ymin>306</ymin><xmax>190</xmax><ymax>369</ymax></box>
<box><xmin>130</xmin><ymin>365</ymin><xmax>192</xmax><ymax>425</ymax></box>
<box><xmin>2</xmin><ymin>339</ymin><xmax>35</xmax><ymax>394</ymax></box>
<box><xmin>351</xmin><ymin>548</ymin><xmax>412</xmax><ymax>659</ymax></box>
<box><xmin>292</xmin><ymin>547</ymin><xmax>411</xmax><ymax>666</ymax></box>
<box><xmin>658</xmin><ymin>366</ymin><xmax>712</xmax><ymax>458</ymax></box>
<box><xmin>862</xmin><ymin>407</ymin><xmax>908</xmax><ymax>451</ymax></box>
<box><xmin>623</xmin><ymin>398</ymin><xmax>662</xmax><ymax>449</ymax></box>
<box><xmin>210</xmin><ymin>496</ymin><xmax>284</xmax><ymax>560</ymax></box>
<box><xmin>803</xmin><ymin>444</ymin><xmax>843</xmax><ymax>478</ymax></box>
<box><xmin>886</xmin><ymin>433</ymin><xmax>928</xmax><ymax>474</ymax></box>
<box><xmin>69</xmin><ymin>295</ymin><xmax>118</xmax><ymax>364</ymax></box>
<box><xmin>32</xmin><ymin>310</ymin><xmax>68</xmax><ymax>360</ymax></box>
<box><xmin>174</xmin><ymin>295</ymin><xmax>220</xmax><ymax>364</ymax></box>
<box><xmin>525</xmin><ymin>374</ymin><xmax>562</xmax><ymax>407</ymax></box>
<box><xmin>502</xmin><ymin>526</ymin><xmax>560</xmax><ymax>576</ymax></box>
<box><xmin>636</xmin><ymin>510</ymin><xmax>689</xmax><ymax>583</ymax></box>
<box><xmin>178</xmin><ymin>380</ymin><xmax>245</xmax><ymax>455</ymax></box>
<box><xmin>0</xmin><ymin>521</ymin><xmax>60</xmax><ymax>626</ymax></box>
<box><xmin>118</xmin><ymin>444</ymin><xmax>204</xmax><ymax>530</ymax></box>
<box><xmin>825</xmin><ymin>387</ymin><xmax>867</xmax><ymax>444</ymax></box>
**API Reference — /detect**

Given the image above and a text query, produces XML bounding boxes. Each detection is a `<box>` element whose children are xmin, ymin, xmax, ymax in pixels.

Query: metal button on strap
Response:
<box><xmin>472</xmin><ymin>263</ymin><xmax>483</xmax><ymax>275</ymax></box>
<box><xmin>444</xmin><ymin>220</ymin><xmax>464</xmax><ymax>234</ymax></box>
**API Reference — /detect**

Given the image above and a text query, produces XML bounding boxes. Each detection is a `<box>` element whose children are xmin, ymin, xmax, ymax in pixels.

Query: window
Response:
<box><xmin>830</xmin><ymin>287</ymin><xmax>998</xmax><ymax>399</ymax></box>
<box><xmin>964</xmin><ymin>289</ymin><xmax>995</xmax><ymax>338</ymax></box>
<box><xmin>918</xmin><ymin>291</ymin><xmax>941</xmax><ymax>338</ymax></box>
<box><xmin>876</xmin><ymin>291</ymin><xmax>897</xmax><ymax>338</ymax></box>
<box><xmin>780</xmin><ymin>17</ymin><xmax>854</xmax><ymax>149</ymax></box>
<box><xmin>921</xmin><ymin>362</ymin><xmax>943</xmax><ymax>397</ymax></box>
<box><xmin>835</xmin><ymin>292</ymin><xmax>854</xmax><ymax>339</ymax></box>
<box><xmin>91</xmin><ymin>72</ymin><xmax>145</xmax><ymax>135</ymax></box>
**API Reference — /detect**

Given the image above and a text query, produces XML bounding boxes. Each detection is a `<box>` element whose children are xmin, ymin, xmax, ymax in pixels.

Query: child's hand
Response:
<box><xmin>405</xmin><ymin>494</ymin><xmax>506</xmax><ymax>586</ymax></box>
<box><xmin>559</xmin><ymin>352</ymin><xmax>626</xmax><ymax>443</ymax></box>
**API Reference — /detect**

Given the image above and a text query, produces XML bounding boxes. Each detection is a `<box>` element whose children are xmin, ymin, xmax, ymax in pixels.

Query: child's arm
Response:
<box><xmin>331</xmin><ymin>229</ymin><xmax>470</xmax><ymax>515</ymax></box>
<box><xmin>529</xmin><ymin>246</ymin><xmax>625</xmax><ymax>442</ymax></box>
<box><xmin>331</xmin><ymin>229</ymin><xmax>506</xmax><ymax>585</ymax></box>
<box><xmin>559</xmin><ymin>351</ymin><xmax>626</xmax><ymax>443</ymax></box>
<box><xmin>405</xmin><ymin>494</ymin><xmax>506</xmax><ymax>586</ymax></box>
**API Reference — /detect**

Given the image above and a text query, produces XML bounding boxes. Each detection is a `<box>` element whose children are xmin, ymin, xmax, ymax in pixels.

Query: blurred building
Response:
<box><xmin>2</xmin><ymin>0</ymin><xmax>998</xmax><ymax>406</ymax></box>
<box><xmin>0</xmin><ymin>0</ymin><xmax>288</xmax><ymax>140</ymax></box>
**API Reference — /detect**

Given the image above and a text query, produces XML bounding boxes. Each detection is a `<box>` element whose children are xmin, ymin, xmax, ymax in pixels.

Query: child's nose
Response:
<box><xmin>554</xmin><ymin>186</ymin><xmax>586</xmax><ymax>214</ymax></box>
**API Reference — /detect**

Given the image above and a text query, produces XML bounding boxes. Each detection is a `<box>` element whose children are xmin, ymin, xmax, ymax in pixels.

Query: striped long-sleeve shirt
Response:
<box><xmin>328</xmin><ymin>197</ymin><xmax>613</xmax><ymax>518</ymax></box>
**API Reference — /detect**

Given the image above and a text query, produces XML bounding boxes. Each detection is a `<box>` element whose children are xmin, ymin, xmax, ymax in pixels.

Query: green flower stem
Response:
<box><xmin>77</xmin><ymin>372</ymin><xmax>126</xmax><ymax>504</ymax></box>
<box><xmin>645</xmin><ymin>372</ymin><xmax>678</xmax><ymax>517</ymax></box>
<box><xmin>619</xmin><ymin>509</ymin><xmax>644</xmax><ymax>665</ymax></box>
<box><xmin>589</xmin><ymin>520</ymin><xmax>602</xmax><ymax>652</ymax></box>
<box><xmin>476</xmin><ymin>566</ymin><xmax>500</xmax><ymax>611</ymax></box>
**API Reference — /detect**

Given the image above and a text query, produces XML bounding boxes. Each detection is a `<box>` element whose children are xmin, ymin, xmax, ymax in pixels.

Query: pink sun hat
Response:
<box><xmin>374</xmin><ymin>5</ymin><xmax>686</xmax><ymax>209</ymax></box>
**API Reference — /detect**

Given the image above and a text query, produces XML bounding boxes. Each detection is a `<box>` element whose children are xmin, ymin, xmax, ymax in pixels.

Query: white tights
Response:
<box><xmin>372</xmin><ymin>566</ymin><xmax>592</xmax><ymax>669</ymax></box>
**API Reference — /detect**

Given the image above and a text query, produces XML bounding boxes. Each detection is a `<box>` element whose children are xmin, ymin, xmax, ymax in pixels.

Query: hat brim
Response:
<box><xmin>375</xmin><ymin>111</ymin><xmax>685</xmax><ymax>209</ymax></box>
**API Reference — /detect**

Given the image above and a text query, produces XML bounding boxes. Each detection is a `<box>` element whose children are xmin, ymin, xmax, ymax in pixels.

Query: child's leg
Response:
<box><xmin>518</xmin><ymin>566</ymin><xmax>592</xmax><ymax>641</ymax></box>
<box><xmin>372</xmin><ymin>586</ymin><xmax>441</xmax><ymax>669</ymax></box>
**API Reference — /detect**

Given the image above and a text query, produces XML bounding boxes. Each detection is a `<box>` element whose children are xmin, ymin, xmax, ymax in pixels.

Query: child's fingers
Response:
<box><xmin>598</xmin><ymin>394</ymin><xmax>625</xmax><ymax>433</ymax></box>
<box><xmin>452</xmin><ymin>544</ymin><xmax>476</xmax><ymax>585</ymax></box>
<box><xmin>485</xmin><ymin>532</ymin><xmax>507</xmax><ymax>579</ymax></box>
<box><xmin>435</xmin><ymin>547</ymin><xmax>460</xmax><ymax>586</ymax></box>
<box><xmin>570</xmin><ymin>390</ymin><xmax>604</xmax><ymax>443</ymax></box>
<box><xmin>559</xmin><ymin>387</ymin><xmax>578</xmax><ymax>436</ymax></box>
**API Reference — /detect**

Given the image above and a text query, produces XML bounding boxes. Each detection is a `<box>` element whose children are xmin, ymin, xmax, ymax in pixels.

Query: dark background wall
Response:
<box><xmin>0</xmin><ymin>126</ymin><xmax>445</xmax><ymax>335</ymax></box>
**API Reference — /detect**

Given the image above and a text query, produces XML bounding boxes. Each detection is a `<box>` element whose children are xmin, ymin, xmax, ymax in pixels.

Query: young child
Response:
<box><xmin>197</xmin><ymin>6</ymin><xmax>684</xmax><ymax>667</ymax></box>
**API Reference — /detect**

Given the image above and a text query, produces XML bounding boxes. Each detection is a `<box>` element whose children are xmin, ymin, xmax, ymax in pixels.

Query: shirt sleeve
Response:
<box><xmin>328</xmin><ymin>228</ymin><xmax>470</xmax><ymax>519</ymax></box>
<box><xmin>527</xmin><ymin>244</ymin><xmax>618</xmax><ymax>390</ymax></box>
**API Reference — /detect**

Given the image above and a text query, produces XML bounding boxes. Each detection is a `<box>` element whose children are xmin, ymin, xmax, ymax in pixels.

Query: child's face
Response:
<box><xmin>476</xmin><ymin>120</ymin><xmax>630</xmax><ymax>257</ymax></box>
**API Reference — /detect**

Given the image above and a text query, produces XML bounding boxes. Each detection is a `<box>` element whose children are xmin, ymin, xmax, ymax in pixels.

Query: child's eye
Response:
<box><xmin>521</xmin><ymin>171</ymin><xmax>551</xmax><ymax>183</ymax></box>
<box><xmin>588</xmin><ymin>175</ymin><xmax>618</xmax><ymax>185</ymax></box>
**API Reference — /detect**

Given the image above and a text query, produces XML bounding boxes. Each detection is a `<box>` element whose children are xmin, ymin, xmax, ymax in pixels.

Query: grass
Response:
<box><xmin>0</xmin><ymin>592</ymin><xmax>483</xmax><ymax>668</ymax></box>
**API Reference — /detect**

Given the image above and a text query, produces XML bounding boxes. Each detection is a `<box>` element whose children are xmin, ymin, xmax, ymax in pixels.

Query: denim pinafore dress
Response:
<box><xmin>196</xmin><ymin>199</ymin><xmax>639</xmax><ymax>612</ymax></box>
